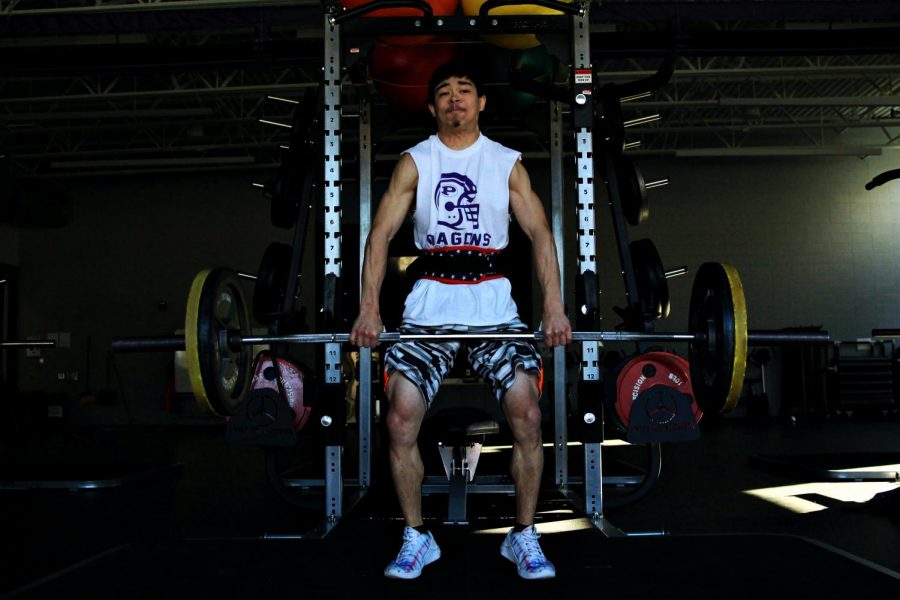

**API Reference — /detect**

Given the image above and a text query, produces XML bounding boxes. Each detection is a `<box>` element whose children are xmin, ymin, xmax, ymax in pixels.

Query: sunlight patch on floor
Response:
<box><xmin>482</xmin><ymin>439</ymin><xmax>630</xmax><ymax>454</ymax></box>
<box><xmin>744</xmin><ymin>481</ymin><xmax>900</xmax><ymax>514</ymax></box>
<box><xmin>831</xmin><ymin>463</ymin><xmax>900</xmax><ymax>475</ymax></box>
<box><xmin>473</xmin><ymin>517</ymin><xmax>595</xmax><ymax>535</ymax></box>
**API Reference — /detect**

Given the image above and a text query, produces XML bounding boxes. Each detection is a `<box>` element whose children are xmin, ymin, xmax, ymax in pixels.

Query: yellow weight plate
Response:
<box><xmin>461</xmin><ymin>0</ymin><xmax>571</xmax><ymax>17</ymax></box>
<box><xmin>462</xmin><ymin>0</ymin><xmax>572</xmax><ymax>49</ymax></box>
<box><xmin>184</xmin><ymin>267</ymin><xmax>252</xmax><ymax>417</ymax></box>
<box><xmin>185</xmin><ymin>269</ymin><xmax>213</xmax><ymax>415</ymax></box>
<box><xmin>688</xmin><ymin>262</ymin><xmax>749</xmax><ymax>415</ymax></box>
<box><xmin>721</xmin><ymin>263</ymin><xmax>748</xmax><ymax>413</ymax></box>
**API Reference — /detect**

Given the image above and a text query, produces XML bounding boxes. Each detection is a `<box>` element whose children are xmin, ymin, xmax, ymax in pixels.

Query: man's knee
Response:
<box><xmin>386</xmin><ymin>374</ymin><xmax>427</xmax><ymax>442</ymax></box>
<box><xmin>503</xmin><ymin>370</ymin><xmax>542</xmax><ymax>431</ymax></box>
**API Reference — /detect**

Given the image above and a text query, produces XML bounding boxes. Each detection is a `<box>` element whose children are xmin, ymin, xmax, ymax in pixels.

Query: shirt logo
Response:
<box><xmin>435</xmin><ymin>172</ymin><xmax>479</xmax><ymax>230</ymax></box>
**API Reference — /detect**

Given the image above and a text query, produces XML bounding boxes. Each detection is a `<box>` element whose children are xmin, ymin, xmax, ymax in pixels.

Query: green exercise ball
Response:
<box><xmin>479</xmin><ymin>45</ymin><xmax>557</xmax><ymax>113</ymax></box>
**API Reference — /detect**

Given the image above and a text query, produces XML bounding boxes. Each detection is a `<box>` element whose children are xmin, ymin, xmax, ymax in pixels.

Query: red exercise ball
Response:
<box><xmin>339</xmin><ymin>0</ymin><xmax>461</xmax><ymax>45</ymax></box>
<box><xmin>371</xmin><ymin>38</ymin><xmax>457</xmax><ymax>113</ymax></box>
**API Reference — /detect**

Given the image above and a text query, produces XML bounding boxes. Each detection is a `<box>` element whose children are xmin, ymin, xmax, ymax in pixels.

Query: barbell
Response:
<box><xmin>1</xmin><ymin>341</ymin><xmax>55</xmax><ymax>348</ymax></box>
<box><xmin>112</xmin><ymin>262</ymin><xmax>832</xmax><ymax>422</ymax></box>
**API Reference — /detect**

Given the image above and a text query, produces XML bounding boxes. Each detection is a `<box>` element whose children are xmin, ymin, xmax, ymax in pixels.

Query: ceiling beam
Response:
<box><xmin>674</xmin><ymin>146</ymin><xmax>883</xmax><ymax>157</ymax></box>
<box><xmin>590</xmin><ymin>27</ymin><xmax>900</xmax><ymax>57</ymax></box>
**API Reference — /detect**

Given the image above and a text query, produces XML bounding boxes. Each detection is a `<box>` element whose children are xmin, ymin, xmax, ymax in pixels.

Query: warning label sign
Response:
<box><xmin>575</xmin><ymin>69</ymin><xmax>592</xmax><ymax>84</ymax></box>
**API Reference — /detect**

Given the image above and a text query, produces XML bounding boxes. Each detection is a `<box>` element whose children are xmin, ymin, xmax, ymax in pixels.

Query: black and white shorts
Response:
<box><xmin>383</xmin><ymin>320</ymin><xmax>543</xmax><ymax>409</ymax></box>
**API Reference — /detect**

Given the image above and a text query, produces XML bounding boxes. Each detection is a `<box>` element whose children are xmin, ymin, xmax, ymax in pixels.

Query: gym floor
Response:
<box><xmin>2</xmin><ymin>413</ymin><xmax>899</xmax><ymax>597</ymax></box>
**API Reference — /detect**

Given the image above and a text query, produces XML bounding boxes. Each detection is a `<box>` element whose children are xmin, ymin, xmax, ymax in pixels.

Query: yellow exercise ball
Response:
<box><xmin>461</xmin><ymin>0</ymin><xmax>572</xmax><ymax>49</ymax></box>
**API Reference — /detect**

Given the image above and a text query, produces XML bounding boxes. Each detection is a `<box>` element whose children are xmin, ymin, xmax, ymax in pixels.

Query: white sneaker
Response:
<box><xmin>384</xmin><ymin>527</ymin><xmax>441</xmax><ymax>579</ymax></box>
<box><xmin>500</xmin><ymin>525</ymin><xmax>557</xmax><ymax>579</ymax></box>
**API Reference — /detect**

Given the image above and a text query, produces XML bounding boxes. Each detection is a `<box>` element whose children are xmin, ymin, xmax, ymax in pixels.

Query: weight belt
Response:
<box><xmin>407</xmin><ymin>249</ymin><xmax>506</xmax><ymax>284</ymax></box>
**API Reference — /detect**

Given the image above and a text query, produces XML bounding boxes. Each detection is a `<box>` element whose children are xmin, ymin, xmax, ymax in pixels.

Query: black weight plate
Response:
<box><xmin>253</xmin><ymin>242</ymin><xmax>294</xmax><ymax>324</ymax></box>
<box><xmin>271</xmin><ymin>87</ymin><xmax>321</xmax><ymax>229</ymax></box>
<box><xmin>597</xmin><ymin>87</ymin><xmax>625</xmax><ymax>153</ymax></box>
<box><xmin>687</xmin><ymin>262</ymin><xmax>748</xmax><ymax>415</ymax></box>
<box><xmin>616</xmin><ymin>156</ymin><xmax>649</xmax><ymax>226</ymax></box>
<box><xmin>630</xmin><ymin>238</ymin><xmax>670</xmax><ymax>320</ymax></box>
<box><xmin>289</xmin><ymin>87</ymin><xmax>321</xmax><ymax>145</ymax></box>
<box><xmin>185</xmin><ymin>268</ymin><xmax>252</xmax><ymax>417</ymax></box>
<box><xmin>270</xmin><ymin>153</ymin><xmax>300</xmax><ymax>229</ymax></box>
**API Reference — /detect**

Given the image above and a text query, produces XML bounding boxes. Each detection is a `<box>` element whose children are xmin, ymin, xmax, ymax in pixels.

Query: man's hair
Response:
<box><xmin>427</xmin><ymin>60</ymin><xmax>483</xmax><ymax>105</ymax></box>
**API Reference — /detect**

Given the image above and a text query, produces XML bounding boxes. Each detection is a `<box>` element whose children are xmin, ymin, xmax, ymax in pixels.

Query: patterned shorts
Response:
<box><xmin>383</xmin><ymin>320</ymin><xmax>543</xmax><ymax>409</ymax></box>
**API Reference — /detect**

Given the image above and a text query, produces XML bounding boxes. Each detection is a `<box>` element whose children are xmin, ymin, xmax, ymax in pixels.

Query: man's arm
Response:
<box><xmin>508</xmin><ymin>160</ymin><xmax>572</xmax><ymax>348</ymax></box>
<box><xmin>349</xmin><ymin>153</ymin><xmax>418</xmax><ymax>348</ymax></box>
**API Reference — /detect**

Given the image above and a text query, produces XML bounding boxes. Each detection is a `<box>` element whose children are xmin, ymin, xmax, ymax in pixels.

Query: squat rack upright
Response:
<box><xmin>313</xmin><ymin>0</ymin><xmax>623</xmax><ymax>536</ymax></box>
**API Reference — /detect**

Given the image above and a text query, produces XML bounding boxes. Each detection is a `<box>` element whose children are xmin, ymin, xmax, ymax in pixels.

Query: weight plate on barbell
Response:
<box><xmin>630</xmin><ymin>238</ymin><xmax>670</xmax><ymax>320</ymax></box>
<box><xmin>253</xmin><ymin>242</ymin><xmax>294</xmax><ymax>325</ymax></box>
<box><xmin>688</xmin><ymin>262</ymin><xmax>748</xmax><ymax>415</ymax></box>
<box><xmin>185</xmin><ymin>268</ymin><xmax>253</xmax><ymax>417</ymax></box>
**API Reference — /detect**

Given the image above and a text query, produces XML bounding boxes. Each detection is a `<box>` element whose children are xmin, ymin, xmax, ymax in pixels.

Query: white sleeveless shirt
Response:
<box><xmin>402</xmin><ymin>133</ymin><xmax>521</xmax><ymax>326</ymax></box>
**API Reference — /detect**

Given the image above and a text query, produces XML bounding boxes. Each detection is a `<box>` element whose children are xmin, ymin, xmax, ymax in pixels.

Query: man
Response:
<box><xmin>349</xmin><ymin>60</ymin><xmax>572</xmax><ymax>580</ymax></box>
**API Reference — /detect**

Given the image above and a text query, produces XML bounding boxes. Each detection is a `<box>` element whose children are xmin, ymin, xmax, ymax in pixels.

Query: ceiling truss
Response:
<box><xmin>3</xmin><ymin>0</ymin><xmax>900</xmax><ymax>178</ymax></box>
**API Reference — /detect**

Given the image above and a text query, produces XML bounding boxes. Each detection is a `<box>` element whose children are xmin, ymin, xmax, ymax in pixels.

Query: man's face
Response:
<box><xmin>428</xmin><ymin>76</ymin><xmax>486</xmax><ymax>129</ymax></box>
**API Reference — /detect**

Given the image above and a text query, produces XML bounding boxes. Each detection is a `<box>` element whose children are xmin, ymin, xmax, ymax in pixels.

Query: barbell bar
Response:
<box><xmin>1</xmin><ymin>340</ymin><xmax>56</xmax><ymax>348</ymax></box>
<box><xmin>111</xmin><ymin>263</ymin><xmax>833</xmax><ymax>419</ymax></box>
<box><xmin>111</xmin><ymin>329</ymin><xmax>829</xmax><ymax>353</ymax></box>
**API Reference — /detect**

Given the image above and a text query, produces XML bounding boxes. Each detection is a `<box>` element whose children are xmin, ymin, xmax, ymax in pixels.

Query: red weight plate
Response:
<box><xmin>250</xmin><ymin>354</ymin><xmax>312</xmax><ymax>432</ymax></box>
<box><xmin>615</xmin><ymin>351</ymin><xmax>701</xmax><ymax>429</ymax></box>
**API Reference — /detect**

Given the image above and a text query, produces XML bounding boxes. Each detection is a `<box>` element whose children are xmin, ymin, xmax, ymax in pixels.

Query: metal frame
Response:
<box><xmin>301</xmin><ymin>1</ymin><xmax>628</xmax><ymax>536</ymax></box>
<box><xmin>322</xmin><ymin>16</ymin><xmax>346</xmax><ymax>528</ymax></box>
<box><xmin>357</xmin><ymin>96</ymin><xmax>374</xmax><ymax>493</ymax></box>
<box><xmin>549</xmin><ymin>72</ymin><xmax>569</xmax><ymax>498</ymax></box>
<box><xmin>568</xmin><ymin>5</ymin><xmax>610</xmax><ymax>529</ymax></box>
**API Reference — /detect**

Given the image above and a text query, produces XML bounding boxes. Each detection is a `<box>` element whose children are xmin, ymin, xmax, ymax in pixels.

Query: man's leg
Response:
<box><xmin>499</xmin><ymin>367</ymin><xmax>556</xmax><ymax>580</ymax></box>
<box><xmin>501</xmin><ymin>368</ymin><xmax>544</xmax><ymax>524</ymax></box>
<box><xmin>382</xmin><ymin>335</ymin><xmax>457</xmax><ymax>579</ymax></box>
<box><xmin>385</xmin><ymin>373</ymin><xmax>428</xmax><ymax>526</ymax></box>
<box><xmin>382</xmin><ymin>372</ymin><xmax>441</xmax><ymax>580</ymax></box>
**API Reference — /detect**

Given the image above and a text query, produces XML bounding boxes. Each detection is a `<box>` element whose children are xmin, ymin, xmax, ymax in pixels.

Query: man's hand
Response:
<box><xmin>350</xmin><ymin>309</ymin><xmax>384</xmax><ymax>348</ymax></box>
<box><xmin>541</xmin><ymin>308</ymin><xmax>572</xmax><ymax>348</ymax></box>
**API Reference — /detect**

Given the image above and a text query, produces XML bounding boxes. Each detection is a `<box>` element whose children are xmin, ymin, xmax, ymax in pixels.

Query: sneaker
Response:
<box><xmin>384</xmin><ymin>527</ymin><xmax>441</xmax><ymax>579</ymax></box>
<box><xmin>500</xmin><ymin>526</ymin><xmax>556</xmax><ymax>579</ymax></box>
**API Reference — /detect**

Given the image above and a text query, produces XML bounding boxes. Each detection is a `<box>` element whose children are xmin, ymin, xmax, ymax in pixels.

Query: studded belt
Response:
<box><xmin>407</xmin><ymin>248</ymin><xmax>506</xmax><ymax>284</ymax></box>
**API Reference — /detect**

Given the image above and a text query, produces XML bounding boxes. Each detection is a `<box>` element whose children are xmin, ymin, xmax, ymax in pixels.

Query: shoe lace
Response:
<box><xmin>396</xmin><ymin>530</ymin><xmax>425</xmax><ymax>566</ymax></box>
<box><xmin>518</xmin><ymin>529</ymin><xmax>550</xmax><ymax>566</ymax></box>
